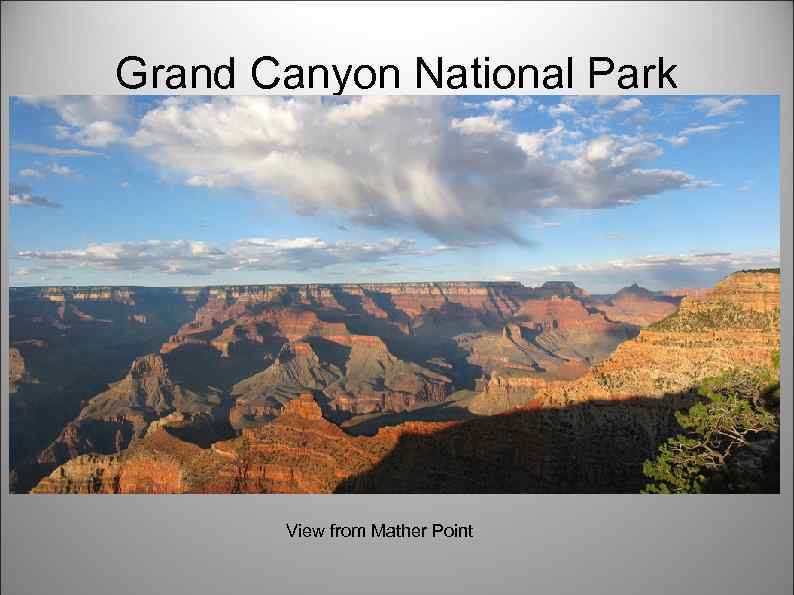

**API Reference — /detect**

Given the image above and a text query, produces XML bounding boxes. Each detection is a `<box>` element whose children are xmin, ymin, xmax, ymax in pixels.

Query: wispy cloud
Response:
<box><xmin>694</xmin><ymin>97</ymin><xmax>747</xmax><ymax>118</ymax></box>
<box><xmin>679</xmin><ymin>123</ymin><xmax>730</xmax><ymax>136</ymax></box>
<box><xmin>12</xmin><ymin>143</ymin><xmax>99</xmax><ymax>157</ymax></box>
<box><xmin>667</xmin><ymin>122</ymin><xmax>731</xmax><ymax>146</ymax></box>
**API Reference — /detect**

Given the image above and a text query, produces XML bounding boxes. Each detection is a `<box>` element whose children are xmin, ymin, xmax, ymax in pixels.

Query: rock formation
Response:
<box><xmin>18</xmin><ymin>271</ymin><xmax>781</xmax><ymax>494</ymax></box>
<box><xmin>593</xmin><ymin>283</ymin><xmax>682</xmax><ymax>326</ymax></box>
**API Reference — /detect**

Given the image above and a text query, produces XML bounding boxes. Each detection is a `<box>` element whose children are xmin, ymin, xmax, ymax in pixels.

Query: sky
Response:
<box><xmin>8</xmin><ymin>94</ymin><xmax>779</xmax><ymax>293</ymax></box>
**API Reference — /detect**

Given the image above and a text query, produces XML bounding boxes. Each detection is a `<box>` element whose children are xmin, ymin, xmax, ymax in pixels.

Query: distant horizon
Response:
<box><xmin>10</xmin><ymin>267</ymin><xmax>781</xmax><ymax>294</ymax></box>
<box><xmin>9</xmin><ymin>95</ymin><xmax>780</xmax><ymax>292</ymax></box>
<box><xmin>9</xmin><ymin>275</ymin><xmax>735</xmax><ymax>294</ymax></box>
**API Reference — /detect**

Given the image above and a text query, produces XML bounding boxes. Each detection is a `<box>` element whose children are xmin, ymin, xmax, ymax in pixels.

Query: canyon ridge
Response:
<box><xmin>9</xmin><ymin>270</ymin><xmax>780</xmax><ymax>493</ymax></box>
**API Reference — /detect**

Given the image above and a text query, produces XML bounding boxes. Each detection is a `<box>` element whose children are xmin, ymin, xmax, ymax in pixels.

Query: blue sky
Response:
<box><xmin>9</xmin><ymin>95</ymin><xmax>779</xmax><ymax>292</ymax></box>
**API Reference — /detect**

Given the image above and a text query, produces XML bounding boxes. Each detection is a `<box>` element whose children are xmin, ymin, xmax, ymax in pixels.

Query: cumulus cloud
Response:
<box><xmin>19</xmin><ymin>168</ymin><xmax>43</xmax><ymax>178</ymax></box>
<box><xmin>55</xmin><ymin>120</ymin><xmax>125</xmax><ymax>147</ymax></box>
<box><xmin>694</xmin><ymin>97</ymin><xmax>747</xmax><ymax>117</ymax></box>
<box><xmin>15</xmin><ymin>237</ymin><xmax>452</xmax><ymax>276</ymax></box>
<box><xmin>484</xmin><ymin>98</ymin><xmax>517</xmax><ymax>112</ymax></box>
<box><xmin>516</xmin><ymin>250</ymin><xmax>779</xmax><ymax>292</ymax></box>
<box><xmin>126</xmin><ymin>96</ymin><xmax>710</xmax><ymax>244</ymax></box>
<box><xmin>9</xmin><ymin>184</ymin><xmax>62</xmax><ymax>209</ymax></box>
<box><xmin>20</xmin><ymin>96</ymin><xmax>129</xmax><ymax>147</ymax></box>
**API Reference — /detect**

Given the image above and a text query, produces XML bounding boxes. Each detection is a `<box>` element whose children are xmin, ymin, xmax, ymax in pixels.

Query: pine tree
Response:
<box><xmin>642</xmin><ymin>354</ymin><xmax>779</xmax><ymax>494</ymax></box>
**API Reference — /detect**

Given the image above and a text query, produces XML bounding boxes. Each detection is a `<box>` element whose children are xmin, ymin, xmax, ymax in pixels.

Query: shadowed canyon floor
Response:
<box><xmin>10</xmin><ymin>271</ymin><xmax>780</xmax><ymax>493</ymax></box>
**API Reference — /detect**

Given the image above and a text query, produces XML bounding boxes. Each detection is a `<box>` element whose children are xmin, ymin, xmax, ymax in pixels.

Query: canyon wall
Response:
<box><xmin>22</xmin><ymin>271</ymin><xmax>779</xmax><ymax>494</ymax></box>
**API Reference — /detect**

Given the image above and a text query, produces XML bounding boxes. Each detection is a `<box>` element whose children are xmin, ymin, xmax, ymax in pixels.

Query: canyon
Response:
<box><xmin>10</xmin><ymin>271</ymin><xmax>780</xmax><ymax>493</ymax></box>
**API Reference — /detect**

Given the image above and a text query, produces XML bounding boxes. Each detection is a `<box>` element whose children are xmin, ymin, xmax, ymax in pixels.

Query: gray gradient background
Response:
<box><xmin>1</xmin><ymin>2</ymin><xmax>791</xmax><ymax>594</ymax></box>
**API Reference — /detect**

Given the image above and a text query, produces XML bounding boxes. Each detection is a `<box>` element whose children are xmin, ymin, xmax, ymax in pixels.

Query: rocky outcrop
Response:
<box><xmin>534</xmin><ymin>271</ymin><xmax>780</xmax><ymax>406</ymax></box>
<box><xmin>32</xmin><ymin>452</ymin><xmax>185</xmax><ymax>494</ymax></box>
<box><xmin>593</xmin><ymin>283</ymin><xmax>681</xmax><ymax>327</ymax></box>
<box><xmin>323</xmin><ymin>335</ymin><xmax>453</xmax><ymax>414</ymax></box>
<box><xmin>31</xmin><ymin>454</ymin><xmax>123</xmax><ymax>494</ymax></box>
<box><xmin>35</xmin><ymin>350</ymin><xmax>226</xmax><ymax>479</ymax></box>
<box><xmin>229</xmin><ymin>333</ymin><xmax>453</xmax><ymax>420</ymax></box>
<box><xmin>9</xmin><ymin>347</ymin><xmax>30</xmax><ymax>389</ymax></box>
<box><xmin>706</xmin><ymin>270</ymin><xmax>780</xmax><ymax>312</ymax></box>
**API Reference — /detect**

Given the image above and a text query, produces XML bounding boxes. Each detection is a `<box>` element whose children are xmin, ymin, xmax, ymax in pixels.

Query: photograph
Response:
<box><xmin>8</xmin><ymin>94</ymin><xmax>780</xmax><ymax>494</ymax></box>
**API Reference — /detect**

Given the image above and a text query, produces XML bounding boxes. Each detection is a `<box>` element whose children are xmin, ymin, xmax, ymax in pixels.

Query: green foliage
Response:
<box><xmin>642</xmin><ymin>361</ymin><xmax>779</xmax><ymax>494</ymax></box>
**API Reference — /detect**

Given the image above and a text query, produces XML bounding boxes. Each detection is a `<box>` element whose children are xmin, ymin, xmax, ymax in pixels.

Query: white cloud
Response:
<box><xmin>679</xmin><ymin>123</ymin><xmax>729</xmax><ymax>136</ymax></box>
<box><xmin>15</xmin><ymin>237</ymin><xmax>454</xmax><ymax>276</ymax></box>
<box><xmin>583</xmin><ymin>135</ymin><xmax>617</xmax><ymax>162</ymax></box>
<box><xmin>668</xmin><ymin>136</ymin><xmax>689</xmax><ymax>147</ymax></box>
<box><xmin>667</xmin><ymin>122</ymin><xmax>731</xmax><ymax>146</ymax></box>
<box><xmin>450</xmin><ymin>114</ymin><xmax>507</xmax><ymax>135</ymax></box>
<box><xmin>57</xmin><ymin>121</ymin><xmax>125</xmax><ymax>147</ymax></box>
<box><xmin>516</xmin><ymin>250</ymin><xmax>779</xmax><ymax>292</ymax></box>
<box><xmin>47</xmin><ymin>163</ymin><xmax>75</xmax><ymax>176</ymax></box>
<box><xmin>325</xmin><ymin>96</ymin><xmax>416</xmax><ymax>124</ymax></box>
<box><xmin>694</xmin><ymin>97</ymin><xmax>747</xmax><ymax>117</ymax></box>
<box><xmin>19</xmin><ymin>168</ymin><xmax>43</xmax><ymax>178</ymax></box>
<box><xmin>471</xmin><ymin>97</ymin><xmax>534</xmax><ymax>113</ymax></box>
<box><xmin>548</xmin><ymin>102</ymin><xmax>577</xmax><ymax>117</ymax></box>
<box><xmin>613</xmin><ymin>98</ymin><xmax>642</xmax><ymax>112</ymax></box>
<box><xmin>20</xmin><ymin>96</ymin><xmax>129</xmax><ymax>147</ymax></box>
<box><xmin>484</xmin><ymin>98</ymin><xmax>516</xmax><ymax>112</ymax></box>
<box><xmin>126</xmin><ymin>96</ymin><xmax>709</xmax><ymax>244</ymax></box>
